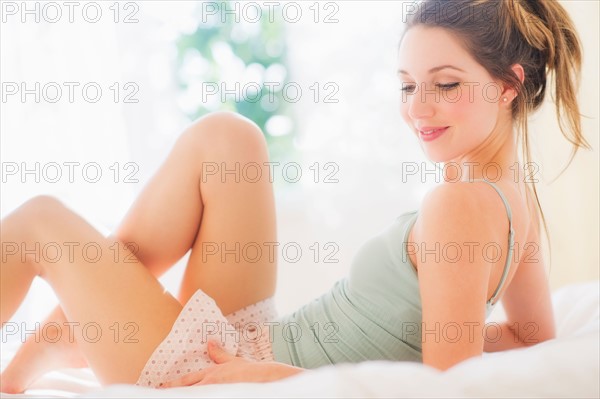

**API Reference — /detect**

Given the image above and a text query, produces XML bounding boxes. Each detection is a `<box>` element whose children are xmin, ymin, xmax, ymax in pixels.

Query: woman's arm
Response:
<box><xmin>415</xmin><ymin>183</ymin><xmax>537</xmax><ymax>371</ymax></box>
<box><xmin>415</xmin><ymin>184</ymin><xmax>502</xmax><ymax>371</ymax></box>
<box><xmin>487</xmin><ymin>214</ymin><xmax>557</xmax><ymax>352</ymax></box>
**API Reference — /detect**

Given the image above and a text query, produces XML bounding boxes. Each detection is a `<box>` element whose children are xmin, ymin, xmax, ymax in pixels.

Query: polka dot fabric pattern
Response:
<box><xmin>135</xmin><ymin>288</ymin><xmax>279</xmax><ymax>388</ymax></box>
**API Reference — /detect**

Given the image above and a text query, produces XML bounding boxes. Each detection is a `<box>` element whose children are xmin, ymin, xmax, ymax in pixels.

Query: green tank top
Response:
<box><xmin>271</xmin><ymin>179</ymin><xmax>515</xmax><ymax>369</ymax></box>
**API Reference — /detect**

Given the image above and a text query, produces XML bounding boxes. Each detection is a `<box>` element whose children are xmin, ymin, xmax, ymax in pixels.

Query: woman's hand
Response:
<box><xmin>160</xmin><ymin>340</ymin><xmax>305</xmax><ymax>388</ymax></box>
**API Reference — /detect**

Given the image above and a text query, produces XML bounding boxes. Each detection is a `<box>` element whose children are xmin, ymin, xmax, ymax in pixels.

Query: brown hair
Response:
<box><xmin>400</xmin><ymin>0</ymin><xmax>591</xmax><ymax>272</ymax></box>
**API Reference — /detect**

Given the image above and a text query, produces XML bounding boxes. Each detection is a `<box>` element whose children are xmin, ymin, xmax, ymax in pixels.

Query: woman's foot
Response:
<box><xmin>0</xmin><ymin>308</ymin><xmax>88</xmax><ymax>393</ymax></box>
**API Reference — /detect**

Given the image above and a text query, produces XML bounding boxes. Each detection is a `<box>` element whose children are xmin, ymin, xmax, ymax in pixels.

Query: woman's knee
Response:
<box><xmin>19</xmin><ymin>195</ymin><xmax>65</xmax><ymax>218</ymax></box>
<box><xmin>180</xmin><ymin>111</ymin><xmax>269</xmax><ymax>157</ymax></box>
<box><xmin>17</xmin><ymin>195</ymin><xmax>69</xmax><ymax>233</ymax></box>
<box><xmin>7</xmin><ymin>196</ymin><xmax>69</xmax><ymax>274</ymax></box>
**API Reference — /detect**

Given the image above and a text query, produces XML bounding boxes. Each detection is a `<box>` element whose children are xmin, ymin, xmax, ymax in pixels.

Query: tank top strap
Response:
<box><xmin>471</xmin><ymin>178</ymin><xmax>515</xmax><ymax>307</ymax></box>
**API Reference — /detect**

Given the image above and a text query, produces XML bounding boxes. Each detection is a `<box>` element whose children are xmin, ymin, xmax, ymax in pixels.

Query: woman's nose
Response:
<box><xmin>406</xmin><ymin>84</ymin><xmax>436</xmax><ymax>120</ymax></box>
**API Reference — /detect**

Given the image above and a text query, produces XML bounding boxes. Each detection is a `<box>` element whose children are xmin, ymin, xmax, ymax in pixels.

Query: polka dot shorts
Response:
<box><xmin>135</xmin><ymin>288</ymin><xmax>279</xmax><ymax>388</ymax></box>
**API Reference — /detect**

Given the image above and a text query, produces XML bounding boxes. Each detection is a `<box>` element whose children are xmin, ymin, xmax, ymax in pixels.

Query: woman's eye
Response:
<box><xmin>399</xmin><ymin>82</ymin><xmax>460</xmax><ymax>94</ymax></box>
<box><xmin>437</xmin><ymin>82</ymin><xmax>460</xmax><ymax>90</ymax></box>
<box><xmin>399</xmin><ymin>84</ymin><xmax>416</xmax><ymax>93</ymax></box>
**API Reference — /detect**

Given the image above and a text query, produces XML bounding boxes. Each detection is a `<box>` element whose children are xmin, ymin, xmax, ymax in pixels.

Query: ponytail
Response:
<box><xmin>504</xmin><ymin>0</ymin><xmax>590</xmax><ymax>167</ymax></box>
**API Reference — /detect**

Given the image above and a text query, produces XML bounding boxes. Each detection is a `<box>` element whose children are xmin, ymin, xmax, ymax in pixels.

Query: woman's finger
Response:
<box><xmin>161</xmin><ymin>369</ymin><xmax>207</xmax><ymax>388</ymax></box>
<box><xmin>192</xmin><ymin>376</ymin><xmax>211</xmax><ymax>386</ymax></box>
<box><xmin>207</xmin><ymin>340</ymin><xmax>236</xmax><ymax>364</ymax></box>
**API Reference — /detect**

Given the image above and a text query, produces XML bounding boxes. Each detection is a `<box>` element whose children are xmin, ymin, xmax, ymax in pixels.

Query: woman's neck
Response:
<box><xmin>444</xmin><ymin>122</ymin><xmax>520</xmax><ymax>183</ymax></box>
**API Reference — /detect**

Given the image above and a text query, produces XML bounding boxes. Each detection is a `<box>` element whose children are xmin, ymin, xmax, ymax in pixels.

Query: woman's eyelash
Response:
<box><xmin>437</xmin><ymin>83</ymin><xmax>460</xmax><ymax>90</ymax></box>
<box><xmin>399</xmin><ymin>83</ymin><xmax>460</xmax><ymax>92</ymax></box>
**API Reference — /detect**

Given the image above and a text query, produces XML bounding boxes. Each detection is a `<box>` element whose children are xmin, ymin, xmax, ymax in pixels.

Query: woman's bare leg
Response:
<box><xmin>179</xmin><ymin>117</ymin><xmax>277</xmax><ymax>313</ymax></box>
<box><xmin>1</xmin><ymin>111</ymin><xmax>278</xmax><ymax>390</ymax></box>
<box><xmin>115</xmin><ymin>111</ymin><xmax>278</xmax><ymax>313</ymax></box>
<box><xmin>0</xmin><ymin>196</ymin><xmax>183</xmax><ymax>391</ymax></box>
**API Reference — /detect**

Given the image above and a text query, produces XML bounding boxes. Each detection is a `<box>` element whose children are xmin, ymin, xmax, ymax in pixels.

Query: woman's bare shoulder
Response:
<box><xmin>418</xmin><ymin>180</ymin><xmax>511</xmax><ymax>225</ymax></box>
<box><xmin>415</xmin><ymin>180</ymin><xmax>512</xmax><ymax>250</ymax></box>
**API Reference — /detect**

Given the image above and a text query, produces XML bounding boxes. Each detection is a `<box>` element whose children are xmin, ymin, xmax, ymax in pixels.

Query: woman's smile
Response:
<box><xmin>417</xmin><ymin>126</ymin><xmax>450</xmax><ymax>141</ymax></box>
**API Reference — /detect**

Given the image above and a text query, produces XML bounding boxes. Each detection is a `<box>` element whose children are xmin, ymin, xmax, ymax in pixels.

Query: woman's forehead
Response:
<box><xmin>397</xmin><ymin>26</ymin><xmax>476</xmax><ymax>76</ymax></box>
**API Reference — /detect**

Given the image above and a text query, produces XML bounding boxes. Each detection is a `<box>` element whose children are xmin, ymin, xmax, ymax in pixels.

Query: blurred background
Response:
<box><xmin>1</xmin><ymin>0</ymin><xmax>598</xmax><ymax>337</ymax></box>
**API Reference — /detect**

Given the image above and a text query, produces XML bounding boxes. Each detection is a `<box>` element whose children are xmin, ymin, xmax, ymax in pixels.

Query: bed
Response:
<box><xmin>1</xmin><ymin>280</ymin><xmax>598</xmax><ymax>398</ymax></box>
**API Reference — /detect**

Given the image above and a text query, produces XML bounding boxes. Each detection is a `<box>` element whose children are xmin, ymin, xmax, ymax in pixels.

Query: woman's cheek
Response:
<box><xmin>452</xmin><ymin>86</ymin><xmax>476</xmax><ymax>118</ymax></box>
<box><xmin>448</xmin><ymin>86</ymin><xmax>492</xmax><ymax>136</ymax></box>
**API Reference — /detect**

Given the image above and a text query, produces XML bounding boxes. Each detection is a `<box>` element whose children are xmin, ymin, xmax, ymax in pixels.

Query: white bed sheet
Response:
<box><xmin>2</xmin><ymin>280</ymin><xmax>598</xmax><ymax>398</ymax></box>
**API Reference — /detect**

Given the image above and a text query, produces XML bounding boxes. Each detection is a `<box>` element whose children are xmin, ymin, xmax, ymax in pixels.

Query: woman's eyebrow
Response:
<box><xmin>397</xmin><ymin>65</ymin><xmax>466</xmax><ymax>76</ymax></box>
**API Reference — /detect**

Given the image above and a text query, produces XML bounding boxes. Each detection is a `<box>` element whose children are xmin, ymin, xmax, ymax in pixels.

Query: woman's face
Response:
<box><xmin>397</xmin><ymin>25</ymin><xmax>506</xmax><ymax>163</ymax></box>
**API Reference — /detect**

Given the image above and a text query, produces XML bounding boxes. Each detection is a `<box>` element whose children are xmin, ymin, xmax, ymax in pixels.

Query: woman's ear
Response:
<box><xmin>502</xmin><ymin>63</ymin><xmax>525</xmax><ymax>103</ymax></box>
<box><xmin>511</xmin><ymin>63</ymin><xmax>525</xmax><ymax>84</ymax></box>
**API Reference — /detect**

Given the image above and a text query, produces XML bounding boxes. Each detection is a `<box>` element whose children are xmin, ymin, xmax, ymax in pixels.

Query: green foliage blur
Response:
<box><xmin>175</xmin><ymin>1</ymin><xmax>297</xmax><ymax>165</ymax></box>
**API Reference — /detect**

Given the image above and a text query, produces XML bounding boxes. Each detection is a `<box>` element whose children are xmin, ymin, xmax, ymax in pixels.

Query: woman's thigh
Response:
<box><xmin>176</xmin><ymin>112</ymin><xmax>278</xmax><ymax>316</ymax></box>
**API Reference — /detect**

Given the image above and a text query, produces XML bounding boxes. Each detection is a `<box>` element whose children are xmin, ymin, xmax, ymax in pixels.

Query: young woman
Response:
<box><xmin>0</xmin><ymin>0</ymin><xmax>590</xmax><ymax>392</ymax></box>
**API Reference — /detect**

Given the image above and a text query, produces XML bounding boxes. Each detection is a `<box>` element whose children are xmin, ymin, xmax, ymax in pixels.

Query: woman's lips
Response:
<box><xmin>418</xmin><ymin>126</ymin><xmax>449</xmax><ymax>142</ymax></box>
